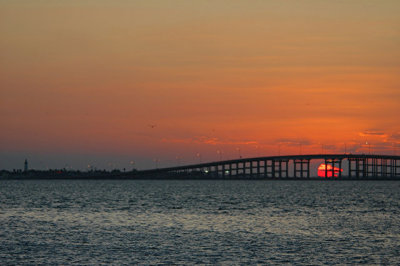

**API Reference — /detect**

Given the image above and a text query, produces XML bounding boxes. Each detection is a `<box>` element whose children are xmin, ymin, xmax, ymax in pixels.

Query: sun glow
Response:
<box><xmin>318</xmin><ymin>164</ymin><xmax>343</xmax><ymax>178</ymax></box>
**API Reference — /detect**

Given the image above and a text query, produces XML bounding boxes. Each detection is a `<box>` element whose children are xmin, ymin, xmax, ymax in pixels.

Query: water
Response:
<box><xmin>0</xmin><ymin>180</ymin><xmax>399</xmax><ymax>265</ymax></box>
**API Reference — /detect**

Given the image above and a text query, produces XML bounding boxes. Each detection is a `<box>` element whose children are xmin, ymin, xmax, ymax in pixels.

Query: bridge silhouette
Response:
<box><xmin>139</xmin><ymin>154</ymin><xmax>400</xmax><ymax>179</ymax></box>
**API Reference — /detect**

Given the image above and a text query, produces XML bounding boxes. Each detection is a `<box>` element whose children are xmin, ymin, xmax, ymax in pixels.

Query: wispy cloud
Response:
<box><xmin>162</xmin><ymin>136</ymin><xmax>258</xmax><ymax>146</ymax></box>
<box><xmin>275</xmin><ymin>138</ymin><xmax>312</xmax><ymax>146</ymax></box>
<box><xmin>358</xmin><ymin>130</ymin><xmax>387</xmax><ymax>137</ymax></box>
<box><xmin>359</xmin><ymin>130</ymin><xmax>400</xmax><ymax>145</ymax></box>
<box><xmin>387</xmin><ymin>132</ymin><xmax>400</xmax><ymax>144</ymax></box>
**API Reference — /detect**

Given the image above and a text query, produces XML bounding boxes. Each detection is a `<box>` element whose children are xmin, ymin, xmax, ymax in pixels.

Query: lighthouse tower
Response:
<box><xmin>24</xmin><ymin>159</ymin><xmax>28</xmax><ymax>172</ymax></box>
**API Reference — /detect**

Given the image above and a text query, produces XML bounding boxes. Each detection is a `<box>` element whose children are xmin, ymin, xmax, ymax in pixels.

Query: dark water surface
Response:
<box><xmin>0</xmin><ymin>180</ymin><xmax>399</xmax><ymax>265</ymax></box>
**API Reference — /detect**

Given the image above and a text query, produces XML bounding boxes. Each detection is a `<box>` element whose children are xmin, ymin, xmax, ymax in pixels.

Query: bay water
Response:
<box><xmin>0</xmin><ymin>180</ymin><xmax>399</xmax><ymax>264</ymax></box>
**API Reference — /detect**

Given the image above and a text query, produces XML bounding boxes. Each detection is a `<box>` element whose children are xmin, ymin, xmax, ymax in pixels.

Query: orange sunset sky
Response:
<box><xmin>1</xmin><ymin>0</ymin><xmax>400</xmax><ymax>170</ymax></box>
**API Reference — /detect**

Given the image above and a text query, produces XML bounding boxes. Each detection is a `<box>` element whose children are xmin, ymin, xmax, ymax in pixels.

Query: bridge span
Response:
<box><xmin>139</xmin><ymin>154</ymin><xmax>400</xmax><ymax>179</ymax></box>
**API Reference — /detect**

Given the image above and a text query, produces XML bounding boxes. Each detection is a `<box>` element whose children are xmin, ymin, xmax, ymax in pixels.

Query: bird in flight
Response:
<box><xmin>148</xmin><ymin>124</ymin><xmax>157</xmax><ymax>129</ymax></box>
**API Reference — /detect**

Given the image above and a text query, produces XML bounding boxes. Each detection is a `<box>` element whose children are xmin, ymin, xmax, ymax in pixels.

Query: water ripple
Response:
<box><xmin>0</xmin><ymin>180</ymin><xmax>399</xmax><ymax>264</ymax></box>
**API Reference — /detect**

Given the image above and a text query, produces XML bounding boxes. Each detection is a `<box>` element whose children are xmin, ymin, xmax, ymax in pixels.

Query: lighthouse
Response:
<box><xmin>24</xmin><ymin>159</ymin><xmax>28</xmax><ymax>172</ymax></box>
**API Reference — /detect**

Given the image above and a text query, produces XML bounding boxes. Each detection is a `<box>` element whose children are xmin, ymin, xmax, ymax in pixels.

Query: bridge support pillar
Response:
<box><xmin>382</xmin><ymin>159</ymin><xmax>388</xmax><ymax>177</ymax></box>
<box><xmin>293</xmin><ymin>159</ymin><xmax>310</xmax><ymax>178</ymax></box>
<box><xmin>389</xmin><ymin>159</ymin><xmax>394</xmax><ymax>177</ymax></box>
<box><xmin>265</xmin><ymin>160</ymin><xmax>272</xmax><ymax>178</ymax></box>
<box><xmin>348</xmin><ymin>158</ymin><xmax>366</xmax><ymax>179</ymax></box>
<box><xmin>324</xmin><ymin>158</ymin><xmax>342</xmax><ymax>178</ymax></box>
<box><xmin>263</xmin><ymin>160</ymin><xmax>268</xmax><ymax>178</ymax></box>
<box><xmin>268</xmin><ymin>159</ymin><xmax>288</xmax><ymax>178</ymax></box>
<box><xmin>278</xmin><ymin>160</ymin><xmax>282</xmax><ymax>178</ymax></box>
<box><xmin>372</xmin><ymin>158</ymin><xmax>377</xmax><ymax>177</ymax></box>
<box><xmin>223</xmin><ymin>164</ymin><xmax>227</xmax><ymax>178</ymax></box>
<box><xmin>271</xmin><ymin>160</ymin><xmax>276</xmax><ymax>178</ymax></box>
<box><xmin>282</xmin><ymin>160</ymin><xmax>289</xmax><ymax>178</ymax></box>
<box><xmin>348</xmin><ymin>159</ymin><xmax>351</xmax><ymax>178</ymax></box>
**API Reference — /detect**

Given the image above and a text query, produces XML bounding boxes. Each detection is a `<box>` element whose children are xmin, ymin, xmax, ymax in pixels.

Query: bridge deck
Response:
<box><xmin>138</xmin><ymin>154</ymin><xmax>400</xmax><ymax>179</ymax></box>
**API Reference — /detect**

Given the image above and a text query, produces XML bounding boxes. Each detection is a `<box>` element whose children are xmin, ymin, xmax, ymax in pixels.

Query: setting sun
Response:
<box><xmin>318</xmin><ymin>163</ymin><xmax>343</xmax><ymax>178</ymax></box>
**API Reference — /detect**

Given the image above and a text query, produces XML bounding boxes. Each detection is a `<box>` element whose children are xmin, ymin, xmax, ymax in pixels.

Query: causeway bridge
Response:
<box><xmin>139</xmin><ymin>154</ymin><xmax>400</xmax><ymax>179</ymax></box>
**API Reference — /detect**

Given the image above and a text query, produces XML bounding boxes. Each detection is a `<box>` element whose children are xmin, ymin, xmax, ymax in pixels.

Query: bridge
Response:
<box><xmin>138</xmin><ymin>154</ymin><xmax>400</xmax><ymax>179</ymax></box>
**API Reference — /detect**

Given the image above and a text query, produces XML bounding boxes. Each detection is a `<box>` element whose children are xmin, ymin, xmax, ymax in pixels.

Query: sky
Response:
<box><xmin>1</xmin><ymin>0</ymin><xmax>400</xmax><ymax>170</ymax></box>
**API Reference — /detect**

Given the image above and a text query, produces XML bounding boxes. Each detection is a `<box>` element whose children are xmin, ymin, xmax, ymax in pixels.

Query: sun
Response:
<box><xmin>318</xmin><ymin>163</ymin><xmax>343</xmax><ymax>178</ymax></box>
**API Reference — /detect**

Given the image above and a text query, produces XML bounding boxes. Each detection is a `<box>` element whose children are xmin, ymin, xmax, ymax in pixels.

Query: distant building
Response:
<box><xmin>24</xmin><ymin>159</ymin><xmax>28</xmax><ymax>172</ymax></box>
